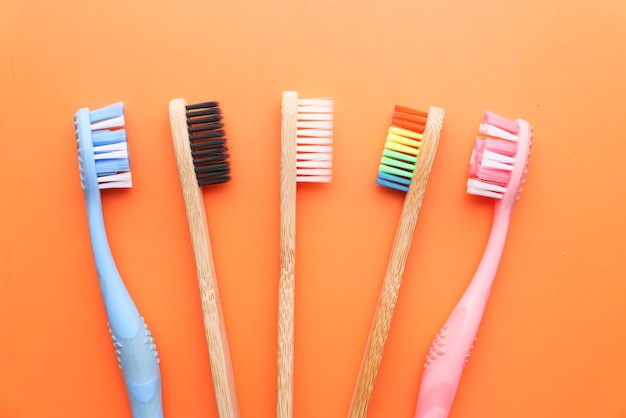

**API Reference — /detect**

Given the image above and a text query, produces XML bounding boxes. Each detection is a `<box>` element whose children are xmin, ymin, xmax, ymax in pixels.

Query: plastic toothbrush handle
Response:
<box><xmin>87</xmin><ymin>193</ymin><xmax>163</xmax><ymax>418</ymax></box>
<box><xmin>414</xmin><ymin>208</ymin><xmax>510</xmax><ymax>418</ymax></box>
<box><xmin>108</xmin><ymin>313</ymin><xmax>163</xmax><ymax>418</ymax></box>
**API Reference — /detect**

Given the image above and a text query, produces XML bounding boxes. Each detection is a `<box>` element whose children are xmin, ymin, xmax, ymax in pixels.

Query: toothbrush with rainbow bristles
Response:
<box><xmin>414</xmin><ymin>111</ymin><xmax>532</xmax><ymax>418</ymax></box>
<box><xmin>74</xmin><ymin>102</ymin><xmax>163</xmax><ymax>418</ymax></box>
<box><xmin>349</xmin><ymin>105</ymin><xmax>445</xmax><ymax>418</ymax></box>
<box><xmin>277</xmin><ymin>91</ymin><xmax>333</xmax><ymax>418</ymax></box>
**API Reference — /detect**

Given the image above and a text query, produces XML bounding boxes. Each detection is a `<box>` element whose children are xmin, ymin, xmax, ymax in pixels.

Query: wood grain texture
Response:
<box><xmin>169</xmin><ymin>98</ymin><xmax>241</xmax><ymax>418</ymax></box>
<box><xmin>348</xmin><ymin>106</ymin><xmax>445</xmax><ymax>418</ymax></box>
<box><xmin>277</xmin><ymin>91</ymin><xmax>298</xmax><ymax>418</ymax></box>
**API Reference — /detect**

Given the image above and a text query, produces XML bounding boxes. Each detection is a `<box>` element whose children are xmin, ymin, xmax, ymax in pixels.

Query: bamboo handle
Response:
<box><xmin>277</xmin><ymin>91</ymin><xmax>298</xmax><ymax>418</ymax></box>
<box><xmin>169</xmin><ymin>98</ymin><xmax>241</xmax><ymax>418</ymax></box>
<box><xmin>349</xmin><ymin>106</ymin><xmax>445</xmax><ymax>418</ymax></box>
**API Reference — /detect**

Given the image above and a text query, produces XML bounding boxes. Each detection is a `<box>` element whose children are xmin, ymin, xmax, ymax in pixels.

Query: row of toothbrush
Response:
<box><xmin>74</xmin><ymin>92</ymin><xmax>532</xmax><ymax>418</ymax></box>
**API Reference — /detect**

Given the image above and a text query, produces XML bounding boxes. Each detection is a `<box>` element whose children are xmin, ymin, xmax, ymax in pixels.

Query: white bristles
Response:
<box><xmin>93</xmin><ymin>142</ymin><xmax>128</xmax><ymax>161</ymax></box>
<box><xmin>479</xmin><ymin>123</ymin><xmax>518</xmax><ymax>142</ymax></box>
<box><xmin>94</xmin><ymin>150</ymin><xmax>129</xmax><ymax>161</ymax></box>
<box><xmin>93</xmin><ymin>141</ymin><xmax>127</xmax><ymax>152</ymax></box>
<box><xmin>295</xmin><ymin>152</ymin><xmax>332</xmax><ymax>161</ymax></box>
<box><xmin>296</xmin><ymin>168</ymin><xmax>333</xmax><ymax>176</ymax></box>
<box><xmin>97</xmin><ymin>172</ymin><xmax>132</xmax><ymax>189</ymax></box>
<box><xmin>296</xmin><ymin>98</ymin><xmax>333</xmax><ymax>183</ymax></box>
<box><xmin>297</xmin><ymin>160</ymin><xmax>332</xmax><ymax>168</ymax></box>
<box><xmin>296</xmin><ymin>174</ymin><xmax>332</xmax><ymax>182</ymax></box>
<box><xmin>298</xmin><ymin>98</ymin><xmax>332</xmax><ymax>106</ymax></box>
<box><xmin>296</xmin><ymin>145</ymin><xmax>332</xmax><ymax>153</ymax></box>
<box><xmin>296</xmin><ymin>111</ymin><xmax>333</xmax><ymax>120</ymax></box>
<box><xmin>297</xmin><ymin>120</ymin><xmax>333</xmax><ymax>130</ymax></box>
<box><xmin>297</xmin><ymin>137</ymin><xmax>332</xmax><ymax>145</ymax></box>
<box><xmin>467</xmin><ymin>178</ymin><xmax>506</xmax><ymax>199</ymax></box>
<box><xmin>91</xmin><ymin>115</ymin><xmax>125</xmax><ymax>131</ymax></box>
<box><xmin>296</xmin><ymin>129</ymin><xmax>332</xmax><ymax>138</ymax></box>
<box><xmin>480</xmin><ymin>149</ymin><xmax>515</xmax><ymax>171</ymax></box>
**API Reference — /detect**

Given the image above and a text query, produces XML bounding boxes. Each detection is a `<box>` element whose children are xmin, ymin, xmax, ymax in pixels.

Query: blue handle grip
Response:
<box><xmin>109</xmin><ymin>315</ymin><xmax>163</xmax><ymax>418</ymax></box>
<box><xmin>85</xmin><ymin>185</ymin><xmax>164</xmax><ymax>418</ymax></box>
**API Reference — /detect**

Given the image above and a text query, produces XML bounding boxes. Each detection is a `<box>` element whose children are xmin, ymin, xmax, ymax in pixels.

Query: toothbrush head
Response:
<box><xmin>466</xmin><ymin>111</ymin><xmax>532</xmax><ymax>204</ymax></box>
<box><xmin>376</xmin><ymin>106</ymin><xmax>429</xmax><ymax>192</ymax></box>
<box><xmin>74</xmin><ymin>102</ymin><xmax>132</xmax><ymax>192</ymax></box>
<box><xmin>185</xmin><ymin>101</ymin><xmax>231</xmax><ymax>187</ymax></box>
<box><xmin>295</xmin><ymin>97</ymin><xmax>333</xmax><ymax>183</ymax></box>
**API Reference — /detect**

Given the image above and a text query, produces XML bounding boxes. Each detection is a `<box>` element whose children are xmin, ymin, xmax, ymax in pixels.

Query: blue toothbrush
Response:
<box><xmin>74</xmin><ymin>102</ymin><xmax>163</xmax><ymax>418</ymax></box>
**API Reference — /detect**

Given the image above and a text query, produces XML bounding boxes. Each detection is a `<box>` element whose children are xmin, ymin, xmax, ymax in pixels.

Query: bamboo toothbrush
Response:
<box><xmin>277</xmin><ymin>91</ymin><xmax>333</xmax><ymax>418</ymax></box>
<box><xmin>74</xmin><ymin>102</ymin><xmax>163</xmax><ymax>418</ymax></box>
<box><xmin>414</xmin><ymin>111</ymin><xmax>532</xmax><ymax>418</ymax></box>
<box><xmin>349</xmin><ymin>105</ymin><xmax>445</xmax><ymax>418</ymax></box>
<box><xmin>169</xmin><ymin>99</ymin><xmax>240</xmax><ymax>418</ymax></box>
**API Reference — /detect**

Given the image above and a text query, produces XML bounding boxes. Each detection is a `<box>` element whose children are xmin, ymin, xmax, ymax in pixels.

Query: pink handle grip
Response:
<box><xmin>414</xmin><ymin>206</ymin><xmax>511</xmax><ymax>418</ymax></box>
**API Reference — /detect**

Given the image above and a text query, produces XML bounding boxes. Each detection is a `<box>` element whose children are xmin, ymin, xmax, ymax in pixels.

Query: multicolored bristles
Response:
<box><xmin>375</xmin><ymin>106</ymin><xmax>429</xmax><ymax>192</ymax></box>
<box><xmin>467</xmin><ymin>111</ymin><xmax>529</xmax><ymax>199</ymax></box>
<box><xmin>185</xmin><ymin>101</ymin><xmax>231</xmax><ymax>187</ymax></box>
<box><xmin>75</xmin><ymin>102</ymin><xmax>132</xmax><ymax>190</ymax></box>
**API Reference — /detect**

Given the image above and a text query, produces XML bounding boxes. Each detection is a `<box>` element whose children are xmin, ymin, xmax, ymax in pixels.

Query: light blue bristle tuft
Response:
<box><xmin>75</xmin><ymin>102</ymin><xmax>132</xmax><ymax>190</ymax></box>
<box><xmin>96</xmin><ymin>158</ymin><xmax>130</xmax><ymax>177</ymax></box>
<box><xmin>90</xmin><ymin>102</ymin><xmax>124</xmax><ymax>123</ymax></box>
<box><xmin>92</xmin><ymin>129</ymin><xmax>127</xmax><ymax>147</ymax></box>
<box><xmin>376</xmin><ymin>173</ymin><xmax>410</xmax><ymax>192</ymax></box>
<box><xmin>378</xmin><ymin>171</ymin><xmax>411</xmax><ymax>185</ymax></box>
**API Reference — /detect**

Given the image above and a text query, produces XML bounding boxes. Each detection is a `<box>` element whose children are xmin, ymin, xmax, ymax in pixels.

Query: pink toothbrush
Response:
<box><xmin>414</xmin><ymin>111</ymin><xmax>532</xmax><ymax>418</ymax></box>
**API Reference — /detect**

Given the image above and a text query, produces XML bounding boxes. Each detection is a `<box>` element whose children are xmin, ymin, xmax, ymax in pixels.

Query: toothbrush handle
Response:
<box><xmin>413</xmin><ymin>293</ymin><xmax>486</xmax><ymax>418</ymax></box>
<box><xmin>349</xmin><ymin>107</ymin><xmax>445</xmax><ymax>418</ymax></box>
<box><xmin>414</xmin><ymin>210</ymin><xmax>510</xmax><ymax>418</ymax></box>
<box><xmin>277</xmin><ymin>91</ymin><xmax>297</xmax><ymax>418</ymax></box>
<box><xmin>108</xmin><ymin>313</ymin><xmax>164</xmax><ymax>418</ymax></box>
<box><xmin>169</xmin><ymin>98</ymin><xmax>241</xmax><ymax>418</ymax></box>
<box><xmin>87</xmin><ymin>194</ymin><xmax>163</xmax><ymax>418</ymax></box>
<box><xmin>95</xmin><ymin>248</ymin><xmax>163</xmax><ymax>418</ymax></box>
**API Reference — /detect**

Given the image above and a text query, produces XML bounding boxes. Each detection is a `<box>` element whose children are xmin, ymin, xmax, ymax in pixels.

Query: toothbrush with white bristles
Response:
<box><xmin>277</xmin><ymin>91</ymin><xmax>333</xmax><ymax>418</ymax></box>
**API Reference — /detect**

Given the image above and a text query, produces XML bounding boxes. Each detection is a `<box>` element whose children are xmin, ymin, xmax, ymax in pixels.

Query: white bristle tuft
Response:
<box><xmin>296</xmin><ymin>111</ymin><xmax>333</xmax><ymax>120</ymax></box>
<box><xmin>296</xmin><ymin>98</ymin><xmax>333</xmax><ymax>183</ymax></box>
<box><xmin>295</xmin><ymin>152</ymin><xmax>332</xmax><ymax>161</ymax></box>
<box><xmin>297</xmin><ymin>137</ymin><xmax>332</xmax><ymax>145</ymax></box>
<box><xmin>91</xmin><ymin>115</ymin><xmax>125</xmax><ymax>131</ymax></box>
<box><xmin>297</xmin><ymin>160</ymin><xmax>332</xmax><ymax>168</ymax></box>
<box><xmin>480</xmin><ymin>149</ymin><xmax>515</xmax><ymax>171</ymax></box>
<box><xmin>93</xmin><ymin>141</ymin><xmax>128</xmax><ymax>161</ymax></box>
<box><xmin>297</xmin><ymin>120</ymin><xmax>333</xmax><ymax>130</ymax></box>
<box><xmin>296</xmin><ymin>145</ymin><xmax>332</xmax><ymax>153</ymax></box>
<box><xmin>479</xmin><ymin>123</ymin><xmax>518</xmax><ymax>142</ymax></box>
<box><xmin>296</xmin><ymin>129</ymin><xmax>333</xmax><ymax>138</ymax></box>
<box><xmin>98</xmin><ymin>172</ymin><xmax>132</xmax><ymax>189</ymax></box>
<box><xmin>466</xmin><ymin>178</ymin><xmax>506</xmax><ymax>199</ymax></box>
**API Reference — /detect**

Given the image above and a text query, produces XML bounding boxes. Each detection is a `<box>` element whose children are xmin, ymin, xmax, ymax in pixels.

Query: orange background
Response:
<box><xmin>1</xmin><ymin>0</ymin><xmax>626</xmax><ymax>417</ymax></box>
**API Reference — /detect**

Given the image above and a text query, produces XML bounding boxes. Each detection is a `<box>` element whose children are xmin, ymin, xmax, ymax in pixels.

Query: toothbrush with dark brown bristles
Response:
<box><xmin>169</xmin><ymin>99</ymin><xmax>240</xmax><ymax>418</ymax></box>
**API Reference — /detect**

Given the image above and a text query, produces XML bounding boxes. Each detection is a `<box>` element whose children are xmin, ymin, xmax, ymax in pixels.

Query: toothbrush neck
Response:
<box><xmin>84</xmin><ymin>187</ymin><xmax>113</xmax><ymax>266</ymax></box>
<box><xmin>468</xmin><ymin>201</ymin><xmax>512</xmax><ymax>294</ymax></box>
<box><xmin>84</xmin><ymin>187</ymin><xmax>140</xmax><ymax>339</ymax></box>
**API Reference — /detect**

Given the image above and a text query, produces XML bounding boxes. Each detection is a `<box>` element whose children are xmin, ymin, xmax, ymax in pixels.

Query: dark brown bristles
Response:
<box><xmin>185</xmin><ymin>101</ymin><xmax>231</xmax><ymax>186</ymax></box>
